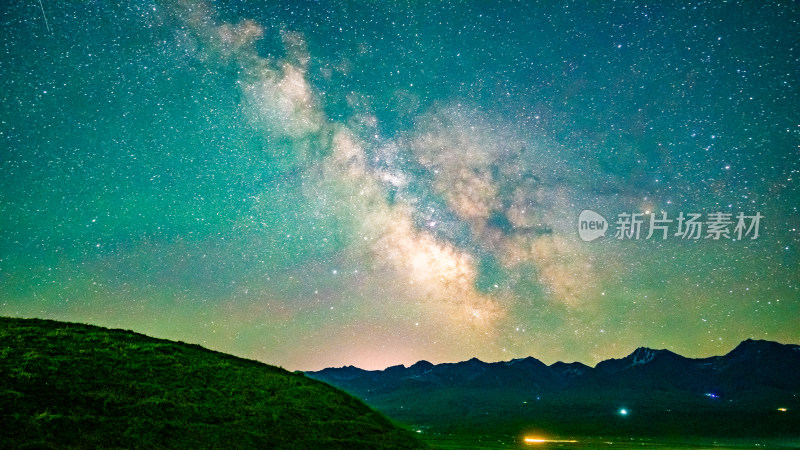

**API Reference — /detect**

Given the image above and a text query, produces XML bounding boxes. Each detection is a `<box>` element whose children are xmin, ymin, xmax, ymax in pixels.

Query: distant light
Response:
<box><xmin>524</xmin><ymin>437</ymin><xmax>579</xmax><ymax>445</ymax></box>
<box><xmin>778</xmin><ymin>408</ymin><xmax>788</xmax><ymax>412</ymax></box>
<box><xmin>416</xmin><ymin>430</ymin><xmax>422</xmax><ymax>433</ymax></box>
<box><xmin>705</xmin><ymin>393</ymin><xmax>719</xmax><ymax>399</ymax></box>
<box><xmin>619</xmin><ymin>408</ymin><xmax>628</xmax><ymax>416</ymax></box>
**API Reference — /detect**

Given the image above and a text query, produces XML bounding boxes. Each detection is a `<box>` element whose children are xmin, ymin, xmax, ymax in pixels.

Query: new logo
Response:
<box><xmin>578</xmin><ymin>210</ymin><xmax>608</xmax><ymax>242</ymax></box>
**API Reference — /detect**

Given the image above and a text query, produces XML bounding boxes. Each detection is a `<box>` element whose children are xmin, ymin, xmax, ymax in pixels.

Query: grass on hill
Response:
<box><xmin>0</xmin><ymin>317</ymin><xmax>425</xmax><ymax>449</ymax></box>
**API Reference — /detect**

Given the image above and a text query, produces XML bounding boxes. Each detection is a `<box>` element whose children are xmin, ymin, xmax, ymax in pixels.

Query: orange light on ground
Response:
<box><xmin>778</xmin><ymin>407</ymin><xmax>788</xmax><ymax>412</ymax></box>
<box><xmin>524</xmin><ymin>436</ymin><xmax>579</xmax><ymax>444</ymax></box>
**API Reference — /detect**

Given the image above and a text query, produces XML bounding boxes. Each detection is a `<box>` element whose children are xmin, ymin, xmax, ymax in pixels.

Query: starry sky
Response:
<box><xmin>1</xmin><ymin>0</ymin><xmax>798</xmax><ymax>371</ymax></box>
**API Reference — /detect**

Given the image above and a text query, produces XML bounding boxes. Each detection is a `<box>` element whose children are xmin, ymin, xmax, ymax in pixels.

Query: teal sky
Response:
<box><xmin>1</xmin><ymin>0</ymin><xmax>798</xmax><ymax>370</ymax></box>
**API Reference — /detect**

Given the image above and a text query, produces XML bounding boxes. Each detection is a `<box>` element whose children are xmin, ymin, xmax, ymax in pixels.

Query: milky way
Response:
<box><xmin>1</xmin><ymin>1</ymin><xmax>798</xmax><ymax>370</ymax></box>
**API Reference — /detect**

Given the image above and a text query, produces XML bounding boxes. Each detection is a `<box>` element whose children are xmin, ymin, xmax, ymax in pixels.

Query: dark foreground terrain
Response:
<box><xmin>309</xmin><ymin>340</ymin><xmax>800</xmax><ymax>447</ymax></box>
<box><xmin>0</xmin><ymin>317</ymin><xmax>425</xmax><ymax>449</ymax></box>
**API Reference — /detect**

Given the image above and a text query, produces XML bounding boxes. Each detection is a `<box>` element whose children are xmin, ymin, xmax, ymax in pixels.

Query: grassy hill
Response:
<box><xmin>0</xmin><ymin>317</ymin><xmax>425</xmax><ymax>449</ymax></box>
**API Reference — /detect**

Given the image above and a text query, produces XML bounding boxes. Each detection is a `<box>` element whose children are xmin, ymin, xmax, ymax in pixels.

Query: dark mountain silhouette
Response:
<box><xmin>0</xmin><ymin>317</ymin><xmax>425</xmax><ymax>449</ymax></box>
<box><xmin>307</xmin><ymin>340</ymin><xmax>800</xmax><ymax>440</ymax></box>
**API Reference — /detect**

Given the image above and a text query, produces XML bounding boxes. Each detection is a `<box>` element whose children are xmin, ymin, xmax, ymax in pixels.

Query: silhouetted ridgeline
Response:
<box><xmin>0</xmin><ymin>317</ymin><xmax>425</xmax><ymax>449</ymax></box>
<box><xmin>307</xmin><ymin>340</ymin><xmax>800</xmax><ymax>440</ymax></box>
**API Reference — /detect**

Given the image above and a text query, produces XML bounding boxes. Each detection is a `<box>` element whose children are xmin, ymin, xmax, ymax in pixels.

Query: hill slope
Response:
<box><xmin>0</xmin><ymin>317</ymin><xmax>425</xmax><ymax>449</ymax></box>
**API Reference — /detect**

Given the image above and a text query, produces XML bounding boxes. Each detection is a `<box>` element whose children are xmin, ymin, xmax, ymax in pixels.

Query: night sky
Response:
<box><xmin>1</xmin><ymin>1</ymin><xmax>798</xmax><ymax>371</ymax></box>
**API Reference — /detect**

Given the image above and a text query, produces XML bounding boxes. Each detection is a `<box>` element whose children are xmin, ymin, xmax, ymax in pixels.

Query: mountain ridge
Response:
<box><xmin>306</xmin><ymin>339</ymin><xmax>800</xmax><ymax>439</ymax></box>
<box><xmin>314</xmin><ymin>339</ymin><xmax>799</xmax><ymax>373</ymax></box>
